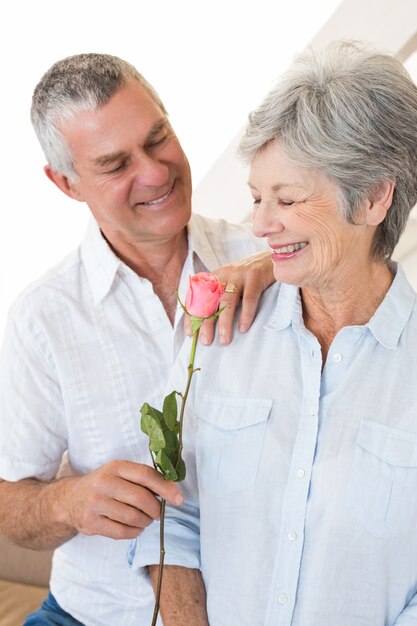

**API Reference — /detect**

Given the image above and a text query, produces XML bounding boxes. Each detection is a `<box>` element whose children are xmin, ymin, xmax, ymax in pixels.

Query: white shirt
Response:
<box><xmin>133</xmin><ymin>265</ymin><xmax>417</xmax><ymax>626</ymax></box>
<box><xmin>0</xmin><ymin>213</ymin><xmax>265</xmax><ymax>626</ymax></box>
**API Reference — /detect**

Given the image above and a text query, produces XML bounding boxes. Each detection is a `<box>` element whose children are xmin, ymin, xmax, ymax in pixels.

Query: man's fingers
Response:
<box><xmin>184</xmin><ymin>314</ymin><xmax>192</xmax><ymax>337</ymax></box>
<box><xmin>116</xmin><ymin>461</ymin><xmax>184</xmax><ymax>507</ymax></box>
<box><xmin>238</xmin><ymin>289</ymin><xmax>262</xmax><ymax>333</ymax></box>
<box><xmin>92</xmin><ymin>516</ymin><xmax>149</xmax><ymax>540</ymax></box>
<box><xmin>109</xmin><ymin>476</ymin><xmax>165</xmax><ymax>520</ymax></box>
<box><xmin>104</xmin><ymin>496</ymin><xmax>155</xmax><ymax>529</ymax></box>
<box><xmin>198</xmin><ymin>317</ymin><xmax>216</xmax><ymax>346</ymax></box>
<box><xmin>216</xmin><ymin>291</ymin><xmax>241</xmax><ymax>345</ymax></box>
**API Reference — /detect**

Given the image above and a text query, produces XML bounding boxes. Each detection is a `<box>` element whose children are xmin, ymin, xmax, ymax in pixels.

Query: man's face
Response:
<box><xmin>57</xmin><ymin>80</ymin><xmax>192</xmax><ymax>247</ymax></box>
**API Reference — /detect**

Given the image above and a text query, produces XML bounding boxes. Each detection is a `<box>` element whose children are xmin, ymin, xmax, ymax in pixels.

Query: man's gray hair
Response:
<box><xmin>239</xmin><ymin>40</ymin><xmax>417</xmax><ymax>260</ymax></box>
<box><xmin>31</xmin><ymin>53</ymin><xmax>167</xmax><ymax>180</ymax></box>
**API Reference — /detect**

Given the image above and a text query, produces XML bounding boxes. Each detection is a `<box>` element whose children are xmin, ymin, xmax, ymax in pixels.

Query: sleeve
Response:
<box><xmin>0</xmin><ymin>299</ymin><xmax>67</xmax><ymax>481</ymax></box>
<box><xmin>128</xmin><ymin>338</ymin><xmax>201</xmax><ymax>571</ymax></box>
<box><xmin>394</xmin><ymin>595</ymin><xmax>417</xmax><ymax>625</ymax></box>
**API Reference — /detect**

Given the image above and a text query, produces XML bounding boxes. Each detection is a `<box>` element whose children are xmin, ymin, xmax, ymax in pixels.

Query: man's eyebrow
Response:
<box><xmin>92</xmin><ymin>119</ymin><xmax>169</xmax><ymax>168</ymax></box>
<box><xmin>146</xmin><ymin>118</ymin><xmax>169</xmax><ymax>141</ymax></box>
<box><xmin>93</xmin><ymin>151</ymin><xmax>127</xmax><ymax>168</ymax></box>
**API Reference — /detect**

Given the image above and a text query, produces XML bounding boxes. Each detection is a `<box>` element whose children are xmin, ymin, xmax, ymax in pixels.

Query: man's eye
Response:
<box><xmin>147</xmin><ymin>135</ymin><xmax>168</xmax><ymax>149</ymax></box>
<box><xmin>279</xmin><ymin>199</ymin><xmax>294</xmax><ymax>207</ymax></box>
<box><xmin>107</xmin><ymin>162</ymin><xmax>127</xmax><ymax>174</ymax></box>
<box><xmin>252</xmin><ymin>198</ymin><xmax>261</xmax><ymax>205</ymax></box>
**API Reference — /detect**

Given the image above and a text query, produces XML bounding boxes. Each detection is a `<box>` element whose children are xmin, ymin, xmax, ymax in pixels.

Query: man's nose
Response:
<box><xmin>132</xmin><ymin>152</ymin><xmax>169</xmax><ymax>188</ymax></box>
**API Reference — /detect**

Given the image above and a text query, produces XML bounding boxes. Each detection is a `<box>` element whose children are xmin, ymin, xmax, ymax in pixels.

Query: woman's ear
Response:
<box><xmin>364</xmin><ymin>180</ymin><xmax>395</xmax><ymax>226</ymax></box>
<box><xmin>44</xmin><ymin>165</ymin><xmax>84</xmax><ymax>202</ymax></box>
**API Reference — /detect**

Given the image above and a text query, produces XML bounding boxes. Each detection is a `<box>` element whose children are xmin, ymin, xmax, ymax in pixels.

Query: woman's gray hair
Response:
<box><xmin>31</xmin><ymin>53</ymin><xmax>167</xmax><ymax>180</ymax></box>
<box><xmin>239</xmin><ymin>40</ymin><xmax>417</xmax><ymax>260</ymax></box>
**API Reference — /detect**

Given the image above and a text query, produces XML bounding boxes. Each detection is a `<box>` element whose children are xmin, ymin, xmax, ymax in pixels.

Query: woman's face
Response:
<box><xmin>249</xmin><ymin>140</ymin><xmax>374</xmax><ymax>290</ymax></box>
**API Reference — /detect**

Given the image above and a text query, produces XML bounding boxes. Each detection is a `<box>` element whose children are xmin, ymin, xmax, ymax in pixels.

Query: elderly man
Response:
<box><xmin>0</xmin><ymin>54</ymin><xmax>271</xmax><ymax>625</ymax></box>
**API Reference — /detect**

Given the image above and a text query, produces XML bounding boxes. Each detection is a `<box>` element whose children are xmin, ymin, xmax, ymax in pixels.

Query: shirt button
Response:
<box><xmin>278</xmin><ymin>594</ymin><xmax>288</xmax><ymax>605</ymax></box>
<box><xmin>297</xmin><ymin>468</ymin><xmax>305</xmax><ymax>479</ymax></box>
<box><xmin>288</xmin><ymin>531</ymin><xmax>297</xmax><ymax>541</ymax></box>
<box><xmin>310</xmin><ymin>407</ymin><xmax>316</xmax><ymax>416</ymax></box>
<box><xmin>333</xmin><ymin>353</ymin><xmax>343</xmax><ymax>363</ymax></box>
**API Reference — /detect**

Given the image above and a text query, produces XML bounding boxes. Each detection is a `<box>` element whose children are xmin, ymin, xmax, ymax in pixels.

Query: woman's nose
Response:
<box><xmin>252</xmin><ymin>202</ymin><xmax>284</xmax><ymax>239</ymax></box>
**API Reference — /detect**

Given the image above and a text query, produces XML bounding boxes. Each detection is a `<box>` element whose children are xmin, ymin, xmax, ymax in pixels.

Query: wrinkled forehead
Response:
<box><xmin>54</xmin><ymin>85</ymin><xmax>169</xmax><ymax>173</ymax></box>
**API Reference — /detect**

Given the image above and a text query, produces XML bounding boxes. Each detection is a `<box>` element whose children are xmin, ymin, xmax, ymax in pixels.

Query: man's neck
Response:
<box><xmin>104</xmin><ymin>227</ymin><xmax>189</xmax><ymax>325</ymax></box>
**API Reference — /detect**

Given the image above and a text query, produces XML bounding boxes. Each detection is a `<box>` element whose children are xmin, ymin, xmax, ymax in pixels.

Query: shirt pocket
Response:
<box><xmin>347</xmin><ymin>419</ymin><xmax>417</xmax><ymax>537</ymax></box>
<box><xmin>195</xmin><ymin>396</ymin><xmax>272</xmax><ymax>498</ymax></box>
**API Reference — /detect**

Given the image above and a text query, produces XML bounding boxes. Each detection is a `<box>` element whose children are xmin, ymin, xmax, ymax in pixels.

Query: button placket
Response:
<box><xmin>265</xmin><ymin>334</ymin><xmax>322</xmax><ymax>625</ymax></box>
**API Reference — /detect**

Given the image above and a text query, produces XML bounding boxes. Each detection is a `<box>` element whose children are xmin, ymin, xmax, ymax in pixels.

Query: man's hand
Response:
<box><xmin>185</xmin><ymin>250</ymin><xmax>274</xmax><ymax>345</ymax></box>
<box><xmin>0</xmin><ymin>461</ymin><xmax>183</xmax><ymax>549</ymax></box>
<box><xmin>58</xmin><ymin>461</ymin><xmax>184</xmax><ymax>540</ymax></box>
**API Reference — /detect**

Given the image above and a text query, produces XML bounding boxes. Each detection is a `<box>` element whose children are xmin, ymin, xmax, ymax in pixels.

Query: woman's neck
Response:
<box><xmin>301</xmin><ymin>261</ymin><xmax>394</xmax><ymax>362</ymax></box>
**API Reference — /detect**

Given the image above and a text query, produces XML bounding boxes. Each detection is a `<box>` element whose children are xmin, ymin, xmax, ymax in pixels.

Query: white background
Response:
<box><xmin>0</xmin><ymin>0</ymin><xmax>369</xmax><ymax>338</ymax></box>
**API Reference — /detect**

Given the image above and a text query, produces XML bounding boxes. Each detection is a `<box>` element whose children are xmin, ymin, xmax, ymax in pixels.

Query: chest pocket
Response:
<box><xmin>347</xmin><ymin>419</ymin><xmax>417</xmax><ymax>537</ymax></box>
<box><xmin>195</xmin><ymin>396</ymin><xmax>272</xmax><ymax>498</ymax></box>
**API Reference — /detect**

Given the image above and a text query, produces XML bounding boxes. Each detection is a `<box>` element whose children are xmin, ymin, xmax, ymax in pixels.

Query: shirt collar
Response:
<box><xmin>80</xmin><ymin>219</ymin><xmax>122</xmax><ymax>305</ymax></box>
<box><xmin>264</xmin><ymin>283</ymin><xmax>300</xmax><ymax>332</ymax></box>
<box><xmin>80</xmin><ymin>218</ymin><xmax>209</xmax><ymax>307</ymax></box>
<box><xmin>264</xmin><ymin>262</ymin><xmax>415</xmax><ymax>349</ymax></box>
<box><xmin>366</xmin><ymin>263</ymin><xmax>415</xmax><ymax>349</ymax></box>
<box><xmin>186</xmin><ymin>217</ymin><xmax>210</xmax><ymax>274</ymax></box>
<box><xmin>186</xmin><ymin>213</ymin><xmax>236</xmax><ymax>271</ymax></box>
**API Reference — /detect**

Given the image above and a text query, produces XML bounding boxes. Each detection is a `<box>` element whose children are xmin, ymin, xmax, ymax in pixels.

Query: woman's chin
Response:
<box><xmin>272</xmin><ymin>266</ymin><xmax>303</xmax><ymax>287</ymax></box>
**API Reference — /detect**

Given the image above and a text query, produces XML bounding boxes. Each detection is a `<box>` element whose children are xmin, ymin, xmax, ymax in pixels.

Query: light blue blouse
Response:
<box><xmin>131</xmin><ymin>264</ymin><xmax>417</xmax><ymax>626</ymax></box>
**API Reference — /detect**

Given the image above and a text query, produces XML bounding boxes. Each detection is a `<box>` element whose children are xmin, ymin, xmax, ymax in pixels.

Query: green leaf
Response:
<box><xmin>149</xmin><ymin>421</ymin><xmax>166</xmax><ymax>453</ymax></box>
<box><xmin>163</xmin><ymin>391</ymin><xmax>178</xmax><ymax>431</ymax></box>
<box><xmin>163</xmin><ymin>429</ymin><xmax>180</xmax><ymax>457</ymax></box>
<box><xmin>210</xmin><ymin>306</ymin><xmax>226</xmax><ymax>320</ymax></box>
<box><xmin>156</xmin><ymin>449</ymin><xmax>178</xmax><ymax>481</ymax></box>
<box><xmin>191</xmin><ymin>317</ymin><xmax>204</xmax><ymax>334</ymax></box>
<box><xmin>175</xmin><ymin>457</ymin><xmax>186</xmax><ymax>482</ymax></box>
<box><xmin>140</xmin><ymin>404</ymin><xmax>166</xmax><ymax>452</ymax></box>
<box><xmin>140</xmin><ymin>403</ymin><xmax>163</xmax><ymax>435</ymax></box>
<box><xmin>176</xmin><ymin>291</ymin><xmax>187</xmax><ymax>314</ymax></box>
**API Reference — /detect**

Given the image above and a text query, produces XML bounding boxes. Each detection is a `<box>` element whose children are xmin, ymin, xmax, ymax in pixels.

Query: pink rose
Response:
<box><xmin>184</xmin><ymin>272</ymin><xmax>225</xmax><ymax>318</ymax></box>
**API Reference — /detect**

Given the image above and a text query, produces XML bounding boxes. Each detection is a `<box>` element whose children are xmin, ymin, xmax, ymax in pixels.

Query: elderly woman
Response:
<box><xmin>131</xmin><ymin>41</ymin><xmax>417</xmax><ymax>626</ymax></box>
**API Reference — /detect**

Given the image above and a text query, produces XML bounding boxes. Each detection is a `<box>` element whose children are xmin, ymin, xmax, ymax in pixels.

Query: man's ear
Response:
<box><xmin>364</xmin><ymin>180</ymin><xmax>395</xmax><ymax>226</ymax></box>
<box><xmin>44</xmin><ymin>165</ymin><xmax>84</xmax><ymax>202</ymax></box>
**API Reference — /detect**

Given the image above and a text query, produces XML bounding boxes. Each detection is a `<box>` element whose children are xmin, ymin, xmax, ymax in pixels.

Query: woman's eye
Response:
<box><xmin>252</xmin><ymin>198</ymin><xmax>261</xmax><ymax>205</ymax></box>
<box><xmin>279</xmin><ymin>199</ymin><xmax>295</xmax><ymax>207</ymax></box>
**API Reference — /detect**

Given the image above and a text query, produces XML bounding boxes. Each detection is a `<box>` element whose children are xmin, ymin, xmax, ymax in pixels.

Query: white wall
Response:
<box><xmin>194</xmin><ymin>0</ymin><xmax>417</xmax><ymax>223</ymax></box>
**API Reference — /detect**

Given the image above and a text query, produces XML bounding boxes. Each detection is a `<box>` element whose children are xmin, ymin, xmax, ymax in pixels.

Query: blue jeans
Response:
<box><xmin>24</xmin><ymin>592</ymin><xmax>84</xmax><ymax>625</ymax></box>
